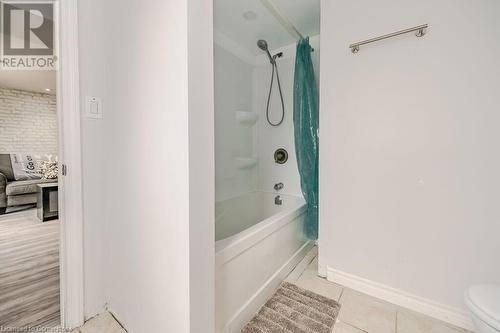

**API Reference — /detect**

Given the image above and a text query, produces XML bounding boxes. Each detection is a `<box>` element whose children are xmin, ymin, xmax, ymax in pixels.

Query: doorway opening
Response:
<box><xmin>0</xmin><ymin>0</ymin><xmax>84</xmax><ymax>330</ymax></box>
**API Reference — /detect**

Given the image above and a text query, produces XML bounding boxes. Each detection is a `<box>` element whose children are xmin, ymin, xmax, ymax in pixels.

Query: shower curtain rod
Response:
<box><xmin>259</xmin><ymin>0</ymin><xmax>314</xmax><ymax>51</ymax></box>
<box><xmin>259</xmin><ymin>0</ymin><xmax>304</xmax><ymax>40</ymax></box>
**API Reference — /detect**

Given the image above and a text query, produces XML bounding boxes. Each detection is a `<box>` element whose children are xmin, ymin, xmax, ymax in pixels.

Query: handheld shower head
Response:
<box><xmin>257</xmin><ymin>39</ymin><xmax>285</xmax><ymax>127</ymax></box>
<box><xmin>257</xmin><ymin>39</ymin><xmax>268</xmax><ymax>51</ymax></box>
<box><xmin>257</xmin><ymin>39</ymin><xmax>274</xmax><ymax>64</ymax></box>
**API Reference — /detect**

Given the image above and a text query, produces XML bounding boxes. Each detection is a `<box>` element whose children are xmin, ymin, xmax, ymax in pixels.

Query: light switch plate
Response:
<box><xmin>85</xmin><ymin>96</ymin><xmax>103</xmax><ymax>119</ymax></box>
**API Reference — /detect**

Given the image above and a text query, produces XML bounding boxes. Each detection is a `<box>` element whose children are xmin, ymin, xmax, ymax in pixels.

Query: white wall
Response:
<box><xmin>77</xmin><ymin>0</ymin><xmax>214</xmax><ymax>331</ymax></box>
<box><xmin>320</xmin><ymin>0</ymin><xmax>500</xmax><ymax>328</ymax></box>
<box><xmin>214</xmin><ymin>44</ymin><xmax>255</xmax><ymax>201</ymax></box>
<box><xmin>78</xmin><ymin>0</ymin><xmax>107</xmax><ymax>318</ymax></box>
<box><xmin>188</xmin><ymin>0</ymin><xmax>215</xmax><ymax>330</ymax></box>
<box><xmin>254</xmin><ymin>36</ymin><xmax>320</xmax><ymax>197</ymax></box>
<box><xmin>102</xmin><ymin>0</ymin><xmax>191</xmax><ymax>331</ymax></box>
<box><xmin>0</xmin><ymin>88</ymin><xmax>57</xmax><ymax>154</ymax></box>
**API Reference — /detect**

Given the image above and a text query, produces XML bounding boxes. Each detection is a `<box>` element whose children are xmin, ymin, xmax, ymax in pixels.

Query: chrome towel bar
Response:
<box><xmin>349</xmin><ymin>24</ymin><xmax>428</xmax><ymax>53</ymax></box>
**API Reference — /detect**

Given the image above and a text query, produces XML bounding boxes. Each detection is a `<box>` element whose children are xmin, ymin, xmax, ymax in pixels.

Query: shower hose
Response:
<box><xmin>265</xmin><ymin>59</ymin><xmax>285</xmax><ymax>126</ymax></box>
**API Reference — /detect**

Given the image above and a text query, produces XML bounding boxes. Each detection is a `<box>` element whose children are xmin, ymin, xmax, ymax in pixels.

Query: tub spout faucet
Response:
<box><xmin>274</xmin><ymin>182</ymin><xmax>284</xmax><ymax>191</ymax></box>
<box><xmin>275</xmin><ymin>195</ymin><xmax>283</xmax><ymax>205</ymax></box>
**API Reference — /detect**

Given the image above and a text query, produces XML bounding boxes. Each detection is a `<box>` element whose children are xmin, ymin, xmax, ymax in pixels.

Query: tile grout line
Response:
<box><xmin>341</xmin><ymin>321</ymin><xmax>370</xmax><ymax>333</ymax></box>
<box><xmin>109</xmin><ymin>311</ymin><xmax>128</xmax><ymax>332</ymax></box>
<box><xmin>395</xmin><ymin>308</ymin><xmax>398</xmax><ymax>333</ymax></box>
<box><xmin>338</xmin><ymin>287</ymin><xmax>345</xmax><ymax>303</ymax></box>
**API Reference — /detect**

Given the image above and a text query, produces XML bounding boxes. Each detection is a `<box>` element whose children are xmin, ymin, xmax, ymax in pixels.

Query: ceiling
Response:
<box><xmin>0</xmin><ymin>71</ymin><xmax>56</xmax><ymax>94</ymax></box>
<box><xmin>214</xmin><ymin>0</ymin><xmax>320</xmax><ymax>55</ymax></box>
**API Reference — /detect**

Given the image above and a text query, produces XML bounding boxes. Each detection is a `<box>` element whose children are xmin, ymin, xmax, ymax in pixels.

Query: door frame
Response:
<box><xmin>56</xmin><ymin>0</ymin><xmax>85</xmax><ymax>329</ymax></box>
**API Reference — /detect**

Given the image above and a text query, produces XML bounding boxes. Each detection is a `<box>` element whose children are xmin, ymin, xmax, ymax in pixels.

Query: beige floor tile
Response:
<box><xmin>295</xmin><ymin>269</ymin><xmax>344</xmax><ymax>301</ymax></box>
<box><xmin>285</xmin><ymin>246</ymin><xmax>318</xmax><ymax>283</ymax></box>
<box><xmin>306</xmin><ymin>257</ymin><xmax>319</xmax><ymax>272</ymax></box>
<box><xmin>294</xmin><ymin>249</ymin><xmax>342</xmax><ymax>301</ymax></box>
<box><xmin>79</xmin><ymin>312</ymin><xmax>126</xmax><ymax>333</ymax></box>
<box><xmin>285</xmin><ymin>275</ymin><xmax>297</xmax><ymax>283</ymax></box>
<box><xmin>397</xmin><ymin>309</ymin><xmax>467</xmax><ymax>333</ymax></box>
<box><xmin>338</xmin><ymin>288</ymin><xmax>397</xmax><ymax>333</ymax></box>
<box><xmin>333</xmin><ymin>321</ymin><xmax>368</xmax><ymax>333</ymax></box>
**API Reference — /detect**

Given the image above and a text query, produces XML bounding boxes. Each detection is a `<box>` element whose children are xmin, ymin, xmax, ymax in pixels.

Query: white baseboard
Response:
<box><xmin>225</xmin><ymin>241</ymin><xmax>315</xmax><ymax>333</ymax></box>
<box><xmin>327</xmin><ymin>267</ymin><xmax>475</xmax><ymax>331</ymax></box>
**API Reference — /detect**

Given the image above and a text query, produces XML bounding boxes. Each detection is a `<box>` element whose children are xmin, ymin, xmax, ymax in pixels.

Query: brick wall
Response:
<box><xmin>0</xmin><ymin>88</ymin><xmax>57</xmax><ymax>154</ymax></box>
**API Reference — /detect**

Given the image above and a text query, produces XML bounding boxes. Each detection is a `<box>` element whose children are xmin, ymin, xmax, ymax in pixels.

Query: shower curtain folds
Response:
<box><xmin>293</xmin><ymin>37</ymin><xmax>319</xmax><ymax>240</ymax></box>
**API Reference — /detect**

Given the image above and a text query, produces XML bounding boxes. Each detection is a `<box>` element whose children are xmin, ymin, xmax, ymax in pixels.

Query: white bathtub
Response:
<box><xmin>215</xmin><ymin>191</ymin><xmax>313</xmax><ymax>333</ymax></box>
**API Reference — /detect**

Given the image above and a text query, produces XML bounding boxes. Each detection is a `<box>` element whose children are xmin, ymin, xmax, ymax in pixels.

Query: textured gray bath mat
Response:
<box><xmin>242</xmin><ymin>282</ymin><xmax>340</xmax><ymax>333</ymax></box>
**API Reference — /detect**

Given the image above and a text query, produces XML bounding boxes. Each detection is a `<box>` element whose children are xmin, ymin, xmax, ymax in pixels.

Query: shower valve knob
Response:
<box><xmin>274</xmin><ymin>182</ymin><xmax>284</xmax><ymax>191</ymax></box>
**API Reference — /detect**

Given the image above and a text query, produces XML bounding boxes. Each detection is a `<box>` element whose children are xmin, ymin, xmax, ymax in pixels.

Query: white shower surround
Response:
<box><xmin>214</xmin><ymin>32</ymin><xmax>320</xmax><ymax>201</ymax></box>
<box><xmin>215</xmin><ymin>191</ymin><xmax>312</xmax><ymax>333</ymax></box>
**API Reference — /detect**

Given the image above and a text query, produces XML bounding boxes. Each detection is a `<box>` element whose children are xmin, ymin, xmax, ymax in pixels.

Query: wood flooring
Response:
<box><xmin>0</xmin><ymin>209</ymin><xmax>60</xmax><ymax>330</ymax></box>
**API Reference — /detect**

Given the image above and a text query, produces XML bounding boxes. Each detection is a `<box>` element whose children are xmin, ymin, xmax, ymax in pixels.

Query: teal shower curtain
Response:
<box><xmin>293</xmin><ymin>37</ymin><xmax>319</xmax><ymax>240</ymax></box>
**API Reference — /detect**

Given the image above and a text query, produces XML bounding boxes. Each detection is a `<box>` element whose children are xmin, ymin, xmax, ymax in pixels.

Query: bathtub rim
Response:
<box><xmin>215</xmin><ymin>195</ymin><xmax>307</xmax><ymax>265</ymax></box>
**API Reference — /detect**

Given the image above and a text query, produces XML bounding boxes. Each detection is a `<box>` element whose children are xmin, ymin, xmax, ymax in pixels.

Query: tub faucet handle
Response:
<box><xmin>274</xmin><ymin>182</ymin><xmax>284</xmax><ymax>191</ymax></box>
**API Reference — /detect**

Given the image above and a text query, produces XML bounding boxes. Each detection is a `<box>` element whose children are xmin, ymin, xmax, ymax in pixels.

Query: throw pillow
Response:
<box><xmin>38</xmin><ymin>161</ymin><xmax>58</xmax><ymax>179</ymax></box>
<box><xmin>10</xmin><ymin>153</ymin><xmax>57</xmax><ymax>180</ymax></box>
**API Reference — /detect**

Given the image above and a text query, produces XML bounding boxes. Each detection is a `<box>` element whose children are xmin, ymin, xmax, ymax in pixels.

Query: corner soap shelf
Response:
<box><xmin>236</xmin><ymin>111</ymin><xmax>258</xmax><ymax>126</ymax></box>
<box><xmin>234</xmin><ymin>157</ymin><xmax>259</xmax><ymax>170</ymax></box>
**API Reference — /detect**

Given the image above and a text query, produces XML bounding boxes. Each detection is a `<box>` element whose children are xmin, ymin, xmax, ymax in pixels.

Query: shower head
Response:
<box><xmin>257</xmin><ymin>39</ymin><xmax>274</xmax><ymax>64</ymax></box>
<box><xmin>257</xmin><ymin>39</ymin><xmax>268</xmax><ymax>51</ymax></box>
